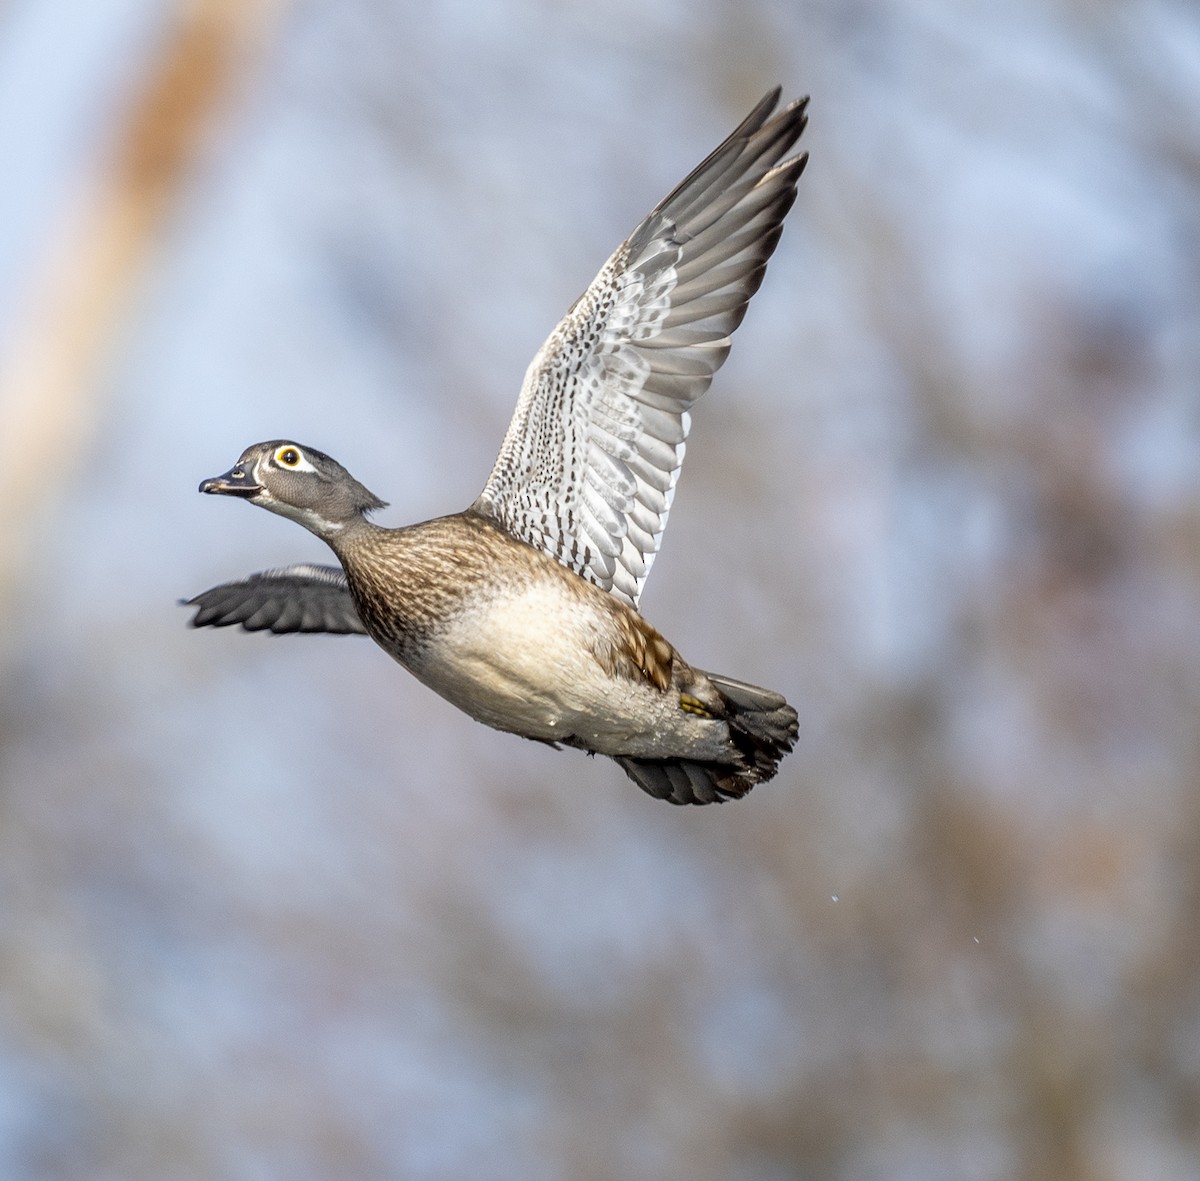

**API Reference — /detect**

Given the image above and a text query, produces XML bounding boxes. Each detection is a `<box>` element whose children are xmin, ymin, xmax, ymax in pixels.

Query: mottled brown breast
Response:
<box><xmin>332</xmin><ymin>510</ymin><xmax>547</xmax><ymax>658</ymax></box>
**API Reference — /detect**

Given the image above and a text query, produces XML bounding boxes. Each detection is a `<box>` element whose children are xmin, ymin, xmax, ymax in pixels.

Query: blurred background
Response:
<box><xmin>1</xmin><ymin>0</ymin><xmax>1198</xmax><ymax>1177</ymax></box>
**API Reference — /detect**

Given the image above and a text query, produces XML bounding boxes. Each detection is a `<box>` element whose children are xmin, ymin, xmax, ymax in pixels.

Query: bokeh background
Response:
<box><xmin>1</xmin><ymin>1</ymin><xmax>1199</xmax><ymax>1178</ymax></box>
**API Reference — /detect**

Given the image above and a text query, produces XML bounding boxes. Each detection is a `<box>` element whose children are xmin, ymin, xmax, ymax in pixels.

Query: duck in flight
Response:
<box><xmin>188</xmin><ymin>88</ymin><xmax>807</xmax><ymax>805</ymax></box>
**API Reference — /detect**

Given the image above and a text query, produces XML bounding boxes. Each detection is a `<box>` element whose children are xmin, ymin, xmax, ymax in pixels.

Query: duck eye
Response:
<box><xmin>276</xmin><ymin>447</ymin><xmax>301</xmax><ymax>467</ymax></box>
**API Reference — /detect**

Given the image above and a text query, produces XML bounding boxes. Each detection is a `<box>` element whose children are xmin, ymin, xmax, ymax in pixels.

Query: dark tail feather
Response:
<box><xmin>615</xmin><ymin>673</ymin><xmax>798</xmax><ymax>806</ymax></box>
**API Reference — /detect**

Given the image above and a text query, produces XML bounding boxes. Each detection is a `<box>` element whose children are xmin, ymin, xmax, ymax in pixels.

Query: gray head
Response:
<box><xmin>199</xmin><ymin>441</ymin><xmax>386</xmax><ymax>539</ymax></box>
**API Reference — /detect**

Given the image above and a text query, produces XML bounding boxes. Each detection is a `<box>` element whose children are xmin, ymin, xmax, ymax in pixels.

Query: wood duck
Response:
<box><xmin>188</xmin><ymin>89</ymin><xmax>806</xmax><ymax>805</ymax></box>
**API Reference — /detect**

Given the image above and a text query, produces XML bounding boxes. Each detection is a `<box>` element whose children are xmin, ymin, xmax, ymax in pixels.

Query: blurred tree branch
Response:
<box><xmin>0</xmin><ymin>0</ymin><xmax>289</xmax><ymax>654</ymax></box>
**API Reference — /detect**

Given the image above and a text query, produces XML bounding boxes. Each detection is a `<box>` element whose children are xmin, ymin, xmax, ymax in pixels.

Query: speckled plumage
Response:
<box><xmin>188</xmin><ymin>90</ymin><xmax>807</xmax><ymax>804</ymax></box>
<box><xmin>477</xmin><ymin>89</ymin><xmax>809</xmax><ymax>609</ymax></box>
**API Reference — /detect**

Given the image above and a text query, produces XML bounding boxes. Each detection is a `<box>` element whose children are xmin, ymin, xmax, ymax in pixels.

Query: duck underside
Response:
<box><xmin>410</xmin><ymin>646</ymin><xmax>797</xmax><ymax>805</ymax></box>
<box><xmin>394</xmin><ymin>576</ymin><xmax>797</xmax><ymax>806</ymax></box>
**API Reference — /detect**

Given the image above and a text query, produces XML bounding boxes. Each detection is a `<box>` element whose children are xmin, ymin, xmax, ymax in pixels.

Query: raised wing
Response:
<box><xmin>184</xmin><ymin>564</ymin><xmax>366</xmax><ymax>634</ymax></box>
<box><xmin>474</xmin><ymin>88</ymin><xmax>808</xmax><ymax>608</ymax></box>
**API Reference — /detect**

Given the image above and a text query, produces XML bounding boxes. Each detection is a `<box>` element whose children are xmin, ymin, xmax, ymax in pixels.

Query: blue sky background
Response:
<box><xmin>1</xmin><ymin>1</ymin><xmax>1199</xmax><ymax>1178</ymax></box>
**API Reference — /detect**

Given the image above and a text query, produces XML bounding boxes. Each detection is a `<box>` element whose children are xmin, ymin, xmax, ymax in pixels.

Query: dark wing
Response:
<box><xmin>184</xmin><ymin>564</ymin><xmax>366</xmax><ymax>635</ymax></box>
<box><xmin>474</xmin><ymin>88</ymin><xmax>808</xmax><ymax>608</ymax></box>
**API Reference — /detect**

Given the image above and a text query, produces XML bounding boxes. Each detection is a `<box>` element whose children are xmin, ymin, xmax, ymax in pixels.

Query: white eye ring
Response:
<box><xmin>271</xmin><ymin>445</ymin><xmax>319</xmax><ymax>474</ymax></box>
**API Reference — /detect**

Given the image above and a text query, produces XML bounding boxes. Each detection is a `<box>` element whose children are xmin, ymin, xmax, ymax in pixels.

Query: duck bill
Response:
<box><xmin>199</xmin><ymin>462</ymin><xmax>262</xmax><ymax>498</ymax></box>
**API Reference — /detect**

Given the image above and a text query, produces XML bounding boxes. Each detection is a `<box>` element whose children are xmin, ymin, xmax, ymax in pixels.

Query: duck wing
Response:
<box><xmin>474</xmin><ymin>88</ymin><xmax>808</xmax><ymax>608</ymax></box>
<box><xmin>184</xmin><ymin>563</ymin><xmax>366</xmax><ymax>635</ymax></box>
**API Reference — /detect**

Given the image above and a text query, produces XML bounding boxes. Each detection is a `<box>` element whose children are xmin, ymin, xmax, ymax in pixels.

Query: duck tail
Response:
<box><xmin>615</xmin><ymin>673</ymin><xmax>798</xmax><ymax>806</ymax></box>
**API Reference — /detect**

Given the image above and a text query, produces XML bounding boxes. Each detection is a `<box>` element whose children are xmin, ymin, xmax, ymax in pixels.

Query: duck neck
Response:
<box><xmin>323</xmin><ymin>512</ymin><xmax>383</xmax><ymax>560</ymax></box>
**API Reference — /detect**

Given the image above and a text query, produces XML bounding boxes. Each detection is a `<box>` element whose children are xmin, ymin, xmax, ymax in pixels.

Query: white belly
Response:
<box><xmin>397</xmin><ymin>580</ymin><xmax>670</xmax><ymax>752</ymax></box>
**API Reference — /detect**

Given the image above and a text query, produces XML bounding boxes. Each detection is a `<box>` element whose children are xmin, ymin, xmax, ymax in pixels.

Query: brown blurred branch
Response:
<box><xmin>0</xmin><ymin>0</ymin><xmax>288</xmax><ymax>650</ymax></box>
